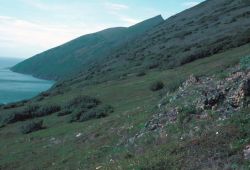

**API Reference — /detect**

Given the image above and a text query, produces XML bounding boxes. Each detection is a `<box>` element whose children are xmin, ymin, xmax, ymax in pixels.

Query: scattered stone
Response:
<box><xmin>243</xmin><ymin>145</ymin><xmax>250</xmax><ymax>160</ymax></box>
<box><xmin>183</xmin><ymin>74</ymin><xmax>199</xmax><ymax>87</ymax></box>
<box><xmin>133</xmin><ymin>69</ymin><xmax>250</xmax><ymax>143</ymax></box>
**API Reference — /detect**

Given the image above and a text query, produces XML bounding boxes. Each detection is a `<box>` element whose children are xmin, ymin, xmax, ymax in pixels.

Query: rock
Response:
<box><xmin>229</xmin><ymin>79</ymin><xmax>250</xmax><ymax>108</ymax></box>
<box><xmin>241</xmin><ymin>79</ymin><xmax>250</xmax><ymax>96</ymax></box>
<box><xmin>243</xmin><ymin>145</ymin><xmax>250</xmax><ymax>160</ymax></box>
<box><xmin>149</xmin><ymin>124</ymin><xmax>158</xmax><ymax>131</ymax></box>
<box><xmin>133</xmin><ymin>69</ymin><xmax>250</xmax><ymax>146</ymax></box>
<box><xmin>183</xmin><ymin>74</ymin><xmax>199</xmax><ymax>87</ymax></box>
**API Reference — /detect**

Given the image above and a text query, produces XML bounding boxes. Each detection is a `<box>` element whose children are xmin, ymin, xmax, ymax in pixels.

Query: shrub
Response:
<box><xmin>79</xmin><ymin>105</ymin><xmax>114</xmax><ymax>122</ymax></box>
<box><xmin>66</xmin><ymin>95</ymin><xmax>101</xmax><ymax>109</ymax></box>
<box><xmin>240</xmin><ymin>55</ymin><xmax>250</xmax><ymax>70</ymax></box>
<box><xmin>1</xmin><ymin>104</ymin><xmax>60</xmax><ymax>125</ymax></box>
<box><xmin>2</xmin><ymin>111</ymin><xmax>30</xmax><ymax>124</ymax></box>
<box><xmin>148</xmin><ymin>62</ymin><xmax>159</xmax><ymax>69</ymax></box>
<box><xmin>177</xmin><ymin>105</ymin><xmax>197</xmax><ymax>126</ymax></box>
<box><xmin>35</xmin><ymin>105</ymin><xmax>61</xmax><ymax>117</ymax></box>
<box><xmin>3</xmin><ymin>103</ymin><xmax>19</xmax><ymax>109</ymax></box>
<box><xmin>0</xmin><ymin>124</ymin><xmax>5</xmax><ymax>128</ymax></box>
<box><xmin>150</xmin><ymin>81</ymin><xmax>165</xmax><ymax>91</ymax></box>
<box><xmin>166</xmin><ymin>78</ymin><xmax>185</xmax><ymax>93</ymax></box>
<box><xmin>136</xmin><ymin>71</ymin><xmax>146</xmax><ymax>77</ymax></box>
<box><xmin>68</xmin><ymin>109</ymin><xmax>86</xmax><ymax>123</ymax></box>
<box><xmin>57</xmin><ymin>110</ymin><xmax>72</xmax><ymax>117</ymax></box>
<box><xmin>20</xmin><ymin>120</ymin><xmax>44</xmax><ymax>134</ymax></box>
<box><xmin>69</xmin><ymin>105</ymin><xmax>114</xmax><ymax>123</ymax></box>
<box><xmin>0</xmin><ymin>104</ymin><xmax>4</xmax><ymax>108</ymax></box>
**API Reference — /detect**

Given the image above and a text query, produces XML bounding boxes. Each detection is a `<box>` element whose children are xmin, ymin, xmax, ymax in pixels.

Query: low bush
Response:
<box><xmin>166</xmin><ymin>78</ymin><xmax>185</xmax><ymax>93</ymax></box>
<box><xmin>20</xmin><ymin>120</ymin><xmax>44</xmax><ymax>134</ymax></box>
<box><xmin>177</xmin><ymin>105</ymin><xmax>197</xmax><ymax>126</ymax></box>
<box><xmin>136</xmin><ymin>71</ymin><xmax>146</xmax><ymax>77</ymax></box>
<box><xmin>66</xmin><ymin>95</ymin><xmax>101</xmax><ymax>109</ymax></box>
<box><xmin>148</xmin><ymin>62</ymin><xmax>159</xmax><ymax>69</ymax></box>
<box><xmin>150</xmin><ymin>81</ymin><xmax>164</xmax><ymax>91</ymax></box>
<box><xmin>69</xmin><ymin>105</ymin><xmax>114</xmax><ymax>123</ymax></box>
<box><xmin>79</xmin><ymin>105</ymin><xmax>114</xmax><ymax>122</ymax></box>
<box><xmin>1</xmin><ymin>104</ymin><xmax>60</xmax><ymax>125</ymax></box>
<box><xmin>57</xmin><ymin>110</ymin><xmax>72</xmax><ymax>117</ymax></box>
<box><xmin>35</xmin><ymin>105</ymin><xmax>61</xmax><ymax>117</ymax></box>
<box><xmin>68</xmin><ymin>109</ymin><xmax>86</xmax><ymax>123</ymax></box>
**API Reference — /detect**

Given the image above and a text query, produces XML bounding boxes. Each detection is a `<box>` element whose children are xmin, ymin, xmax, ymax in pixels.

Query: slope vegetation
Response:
<box><xmin>77</xmin><ymin>0</ymin><xmax>250</xmax><ymax>83</ymax></box>
<box><xmin>0</xmin><ymin>44</ymin><xmax>250</xmax><ymax>169</ymax></box>
<box><xmin>12</xmin><ymin>16</ymin><xmax>164</xmax><ymax>80</ymax></box>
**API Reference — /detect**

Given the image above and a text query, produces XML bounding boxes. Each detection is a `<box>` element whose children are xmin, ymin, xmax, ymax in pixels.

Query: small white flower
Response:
<box><xmin>216</xmin><ymin>132</ymin><xmax>219</xmax><ymax>135</ymax></box>
<box><xmin>96</xmin><ymin>166</ymin><xmax>102</xmax><ymax>170</ymax></box>
<box><xmin>76</xmin><ymin>133</ymin><xmax>82</xmax><ymax>138</ymax></box>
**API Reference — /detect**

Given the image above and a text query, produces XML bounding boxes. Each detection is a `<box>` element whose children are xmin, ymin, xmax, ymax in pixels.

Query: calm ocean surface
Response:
<box><xmin>0</xmin><ymin>57</ymin><xmax>53</xmax><ymax>104</ymax></box>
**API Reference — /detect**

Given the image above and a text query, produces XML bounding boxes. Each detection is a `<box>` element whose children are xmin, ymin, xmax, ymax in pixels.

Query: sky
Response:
<box><xmin>0</xmin><ymin>0</ymin><xmax>204</xmax><ymax>59</ymax></box>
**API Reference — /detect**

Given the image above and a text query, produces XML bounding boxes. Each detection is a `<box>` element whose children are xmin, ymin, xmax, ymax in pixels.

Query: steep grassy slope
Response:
<box><xmin>0</xmin><ymin>44</ymin><xmax>250</xmax><ymax>169</ymax></box>
<box><xmin>1</xmin><ymin>0</ymin><xmax>250</xmax><ymax>169</ymax></box>
<box><xmin>77</xmin><ymin>0</ymin><xmax>250</xmax><ymax>83</ymax></box>
<box><xmin>11</xmin><ymin>15</ymin><xmax>164</xmax><ymax>80</ymax></box>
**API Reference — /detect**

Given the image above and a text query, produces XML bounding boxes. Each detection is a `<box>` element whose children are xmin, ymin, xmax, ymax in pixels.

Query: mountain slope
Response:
<box><xmin>1</xmin><ymin>44</ymin><xmax>250</xmax><ymax>169</ymax></box>
<box><xmin>1</xmin><ymin>0</ymin><xmax>250</xmax><ymax>169</ymax></box>
<box><xmin>77</xmin><ymin>0</ymin><xmax>250</xmax><ymax>83</ymax></box>
<box><xmin>11</xmin><ymin>15</ymin><xmax>164</xmax><ymax>80</ymax></box>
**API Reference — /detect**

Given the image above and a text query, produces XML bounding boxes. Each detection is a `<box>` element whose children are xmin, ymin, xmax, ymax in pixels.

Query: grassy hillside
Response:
<box><xmin>76</xmin><ymin>0</ymin><xmax>250</xmax><ymax>84</ymax></box>
<box><xmin>1</xmin><ymin>43</ymin><xmax>250</xmax><ymax>169</ymax></box>
<box><xmin>1</xmin><ymin>0</ymin><xmax>250</xmax><ymax>169</ymax></box>
<box><xmin>11</xmin><ymin>16</ymin><xmax>164</xmax><ymax>80</ymax></box>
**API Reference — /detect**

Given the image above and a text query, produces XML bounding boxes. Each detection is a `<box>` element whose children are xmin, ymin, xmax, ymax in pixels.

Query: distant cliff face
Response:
<box><xmin>11</xmin><ymin>15</ymin><xmax>164</xmax><ymax>80</ymax></box>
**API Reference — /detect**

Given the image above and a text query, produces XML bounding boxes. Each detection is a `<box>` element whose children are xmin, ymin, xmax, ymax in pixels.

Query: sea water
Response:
<box><xmin>0</xmin><ymin>57</ymin><xmax>53</xmax><ymax>104</ymax></box>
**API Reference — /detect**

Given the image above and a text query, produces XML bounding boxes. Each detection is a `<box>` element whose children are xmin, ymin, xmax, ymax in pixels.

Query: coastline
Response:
<box><xmin>0</xmin><ymin>68</ymin><xmax>54</xmax><ymax>104</ymax></box>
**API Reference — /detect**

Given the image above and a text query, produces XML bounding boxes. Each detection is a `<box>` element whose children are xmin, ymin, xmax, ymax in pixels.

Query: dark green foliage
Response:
<box><xmin>136</xmin><ymin>71</ymin><xmax>146</xmax><ymax>77</ymax></box>
<box><xmin>36</xmin><ymin>105</ymin><xmax>61</xmax><ymax>117</ymax></box>
<box><xmin>66</xmin><ymin>95</ymin><xmax>101</xmax><ymax>109</ymax></box>
<box><xmin>148</xmin><ymin>62</ymin><xmax>159</xmax><ymax>69</ymax></box>
<box><xmin>2</xmin><ymin>105</ymin><xmax>40</xmax><ymax>124</ymax></box>
<box><xmin>166</xmin><ymin>79</ymin><xmax>184</xmax><ymax>93</ymax></box>
<box><xmin>69</xmin><ymin>110</ymin><xmax>84</xmax><ymax>123</ymax></box>
<box><xmin>20</xmin><ymin>120</ymin><xmax>44</xmax><ymax>134</ymax></box>
<box><xmin>240</xmin><ymin>55</ymin><xmax>250</xmax><ymax>70</ymax></box>
<box><xmin>70</xmin><ymin>105</ymin><xmax>114</xmax><ymax>123</ymax></box>
<box><xmin>57</xmin><ymin>110</ymin><xmax>72</xmax><ymax>117</ymax></box>
<box><xmin>1</xmin><ymin>104</ymin><xmax>60</xmax><ymax>125</ymax></box>
<box><xmin>150</xmin><ymin>81</ymin><xmax>164</xmax><ymax>91</ymax></box>
<box><xmin>178</xmin><ymin>105</ymin><xmax>197</xmax><ymax>126</ymax></box>
<box><xmin>80</xmin><ymin>105</ymin><xmax>113</xmax><ymax>122</ymax></box>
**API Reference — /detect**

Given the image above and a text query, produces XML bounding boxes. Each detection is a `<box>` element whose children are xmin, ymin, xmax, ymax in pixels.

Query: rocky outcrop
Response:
<box><xmin>244</xmin><ymin>144</ymin><xmax>250</xmax><ymax>160</ymax></box>
<box><xmin>144</xmin><ymin>68</ymin><xmax>250</xmax><ymax>133</ymax></box>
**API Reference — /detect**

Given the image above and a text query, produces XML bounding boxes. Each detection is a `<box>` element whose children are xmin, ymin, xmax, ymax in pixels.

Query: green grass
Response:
<box><xmin>0</xmin><ymin>44</ymin><xmax>250</xmax><ymax>169</ymax></box>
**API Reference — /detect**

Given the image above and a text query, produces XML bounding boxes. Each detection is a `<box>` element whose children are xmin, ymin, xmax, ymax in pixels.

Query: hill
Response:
<box><xmin>1</xmin><ymin>0</ymin><xmax>250</xmax><ymax>169</ymax></box>
<box><xmin>1</xmin><ymin>44</ymin><xmax>250</xmax><ymax>169</ymax></box>
<box><xmin>11</xmin><ymin>15</ymin><xmax>164</xmax><ymax>80</ymax></box>
<box><xmin>76</xmin><ymin>0</ymin><xmax>250</xmax><ymax>83</ymax></box>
